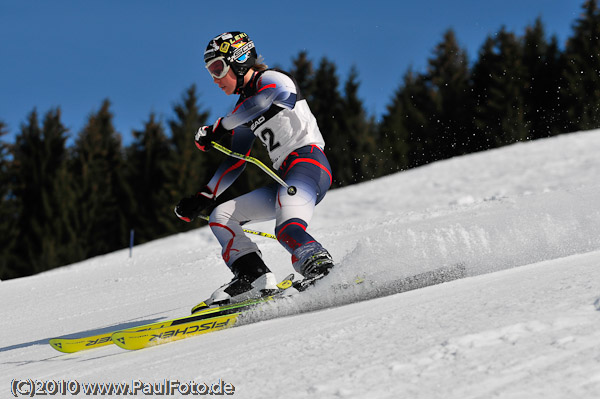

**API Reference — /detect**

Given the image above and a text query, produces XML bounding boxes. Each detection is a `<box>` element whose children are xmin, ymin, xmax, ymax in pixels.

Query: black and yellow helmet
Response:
<box><xmin>204</xmin><ymin>32</ymin><xmax>257</xmax><ymax>89</ymax></box>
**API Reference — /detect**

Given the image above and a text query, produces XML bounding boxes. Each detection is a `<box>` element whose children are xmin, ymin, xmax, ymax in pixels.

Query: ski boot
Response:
<box><xmin>192</xmin><ymin>252</ymin><xmax>278</xmax><ymax>313</ymax></box>
<box><xmin>294</xmin><ymin>250</ymin><xmax>335</xmax><ymax>291</ymax></box>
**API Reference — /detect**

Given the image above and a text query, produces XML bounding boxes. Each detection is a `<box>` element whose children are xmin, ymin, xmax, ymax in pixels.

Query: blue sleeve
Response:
<box><xmin>220</xmin><ymin>71</ymin><xmax>297</xmax><ymax>131</ymax></box>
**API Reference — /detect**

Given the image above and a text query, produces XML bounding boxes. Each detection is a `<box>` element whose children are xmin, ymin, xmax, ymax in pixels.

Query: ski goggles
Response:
<box><xmin>205</xmin><ymin>57</ymin><xmax>230</xmax><ymax>79</ymax></box>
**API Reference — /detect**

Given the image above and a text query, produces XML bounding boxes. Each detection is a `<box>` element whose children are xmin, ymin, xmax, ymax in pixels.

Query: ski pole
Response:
<box><xmin>211</xmin><ymin>141</ymin><xmax>297</xmax><ymax>195</ymax></box>
<box><xmin>198</xmin><ymin>214</ymin><xmax>277</xmax><ymax>240</ymax></box>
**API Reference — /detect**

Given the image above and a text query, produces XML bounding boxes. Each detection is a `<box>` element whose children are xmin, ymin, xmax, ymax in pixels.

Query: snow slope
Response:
<box><xmin>2</xmin><ymin>130</ymin><xmax>600</xmax><ymax>398</ymax></box>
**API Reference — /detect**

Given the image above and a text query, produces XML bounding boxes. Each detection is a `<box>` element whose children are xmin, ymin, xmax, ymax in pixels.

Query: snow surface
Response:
<box><xmin>2</xmin><ymin>130</ymin><xmax>600</xmax><ymax>398</ymax></box>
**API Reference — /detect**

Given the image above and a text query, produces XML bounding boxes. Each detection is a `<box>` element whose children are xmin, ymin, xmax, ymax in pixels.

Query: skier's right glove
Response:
<box><xmin>195</xmin><ymin>117</ymin><xmax>229</xmax><ymax>152</ymax></box>
<box><xmin>174</xmin><ymin>186</ymin><xmax>216</xmax><ymax>222</ymax></box>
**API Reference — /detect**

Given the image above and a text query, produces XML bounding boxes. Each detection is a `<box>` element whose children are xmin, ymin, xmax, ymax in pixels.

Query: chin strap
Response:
<box><xmin>234</xmin><ymin>70</ymin><xmax>256</xmax><ymax>95</ymax></box>
<box><xmin>234</xmin><ymin>74</ymin><xmax>244</xmax><ymax>94</ymax></box>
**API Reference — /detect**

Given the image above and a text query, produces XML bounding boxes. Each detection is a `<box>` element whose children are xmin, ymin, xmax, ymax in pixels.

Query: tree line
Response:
<box><xmin>1</xmin><ymin>0</ymin><xmax>599</xmax><ymax>279</ymax></box>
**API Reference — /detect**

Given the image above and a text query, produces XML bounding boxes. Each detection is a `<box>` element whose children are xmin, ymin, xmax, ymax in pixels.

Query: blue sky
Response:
<box><xmin>0</xmin><ymin>0</ymin><xmax>584</xmax><ymax>145</ymax></box>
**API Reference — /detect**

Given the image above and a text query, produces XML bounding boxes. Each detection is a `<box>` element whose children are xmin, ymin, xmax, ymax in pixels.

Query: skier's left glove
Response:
<box><xmin>174</xmin><ymin>186</ymin><xmax>216</xmax><ymax>222</ymax></box>
<box><xmin>195</xmin><ymin>117</ymin><xmax>230</xmax><ymax>151</ymax></box>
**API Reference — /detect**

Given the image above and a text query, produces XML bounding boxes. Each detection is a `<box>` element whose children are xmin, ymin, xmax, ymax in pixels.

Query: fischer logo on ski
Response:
<box><xmin>149</xmin><ymin>319</ymin><xmax>233</xmax><ymax>341</ymax></box>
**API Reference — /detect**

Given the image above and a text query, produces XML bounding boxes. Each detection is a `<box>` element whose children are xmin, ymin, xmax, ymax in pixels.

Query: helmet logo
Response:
<box><xmin>219</xmin><ymin>42</ymin><xmax>230</xmax><ymax>54</ymax></box>
<box><xmin>229</xmin><ymin>42</ymin><xmax>255</xmax><ymax>63</ymax></box>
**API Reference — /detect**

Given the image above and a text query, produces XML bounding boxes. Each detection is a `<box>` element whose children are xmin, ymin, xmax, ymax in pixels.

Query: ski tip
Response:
<box><xmin>111</xmin><ymin>333</ymin><xmax>136</xmax><ymax>350</ymax></box>
<box><xmin>49</xmin><ymin>339</ymin><xmax>68</xmax><ymax>353</ymax></box>
<box><xmin>48</xmin><ymin>338</ymin><xmax>79</xmax><ymax>354</ymax></box>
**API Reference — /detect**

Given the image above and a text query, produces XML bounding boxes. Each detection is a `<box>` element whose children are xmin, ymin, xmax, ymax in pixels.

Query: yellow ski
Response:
<box><xmin>112</xmin><ymin>313</ymin><xmax>240</xmax><ymax>350</ymax></box>
<box><xmin>49</xmin><ymin>333</ymin><xmax>115</xmax><ymax>354</ymax></box>
<box><xmin>48</xmin><ymin>294</ymin><xmax>280</xmax><ymax>353</ymax></box>
<box><xmin>48</xmin><ymin>318</ymin><xmax>181</xmax><ymax>354</ymax></box>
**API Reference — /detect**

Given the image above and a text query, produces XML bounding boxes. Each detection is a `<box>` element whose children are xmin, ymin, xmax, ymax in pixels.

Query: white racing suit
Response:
<box><xmin>204</xmin><ymin>69</ymin><xmax>332</xmax><ymax>274</ymax></box>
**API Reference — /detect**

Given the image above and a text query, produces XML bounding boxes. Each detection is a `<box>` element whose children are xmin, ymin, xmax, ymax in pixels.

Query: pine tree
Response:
<box><xmin>126</xmin><ymin>113</ymin><xmax>175</xmax><ymax>243</ymax></box>
<box><xmin>470</xmin><ymin>37</ymin><xmax>496</xmax><ymax>152</ymax></box>
<box><xmin>471</xmin><ymin>28</ymin><xmax>528</xmax><ymax>149</ymax></box>
<box><xmin>380</xmin><ymin>68</ymin><xmax>433</xmax><ymax>170</ymax></box>
<box><xmin>289</xmin><ymin>51</ymin><xmax>316</xmax><ymax>103</ymax></box>
<box><xmin>310</xmin><ymin>58</ymin><xmax>345</xmax><ymax>187</ymax></box>
<box><xmin>70</xmin><ymin>100</ymin><xmax>132</xmax><ymax>259</ymax></box>
<box><xmin>545</xmin><ymin>36</ymin><xmax>570</xmax><ymax>136</ymax></box>
<box><xmin>522</xmin><ymin>18</ymin><xmax>567</xmax><ymax>139</ymax></box>
<box><xmin>169</xmin><ymin>85</ymin><xmax>208</xmax><ymax>194</ymax></box>
<box><xmin>425</xmin><ymin>29</ymin><xmax>472</xmax><ymax>160</ymax></box>
<box><xmin>338</xmin><ymin>66</ymin><xmax>378</xmax><ymax>183</ymax></box>
<box><xmin>11</xmin><ymin>109</ymin><xmax>75</xmax><ymax>276</ymax></box>
<box><xmin>0</xmin><ymin>121</ymin><xmax>19</xmax><ymax>279</ymax></box>
<box><xmin>379</xmin><ymin>71</ymin><xmax>415</xmax><ymax>172</ymax></box>
<box><xmin>562</xmin><ymin>0</ymin><xmax>600</xmax><ymax>131</ymax></box>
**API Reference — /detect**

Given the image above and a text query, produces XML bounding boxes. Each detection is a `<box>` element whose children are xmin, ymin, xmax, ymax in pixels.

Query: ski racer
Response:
<box><xmin>174</xmin><ymin>31</ymin><xmax>334</xmax><ymax>307</ymax></box>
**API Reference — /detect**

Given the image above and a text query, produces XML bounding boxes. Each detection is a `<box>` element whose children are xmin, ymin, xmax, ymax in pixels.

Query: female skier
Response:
<box><xmin>174</xmin><ymin>31</ymin><xmax>334</xmax><ymax>307</ymax></box>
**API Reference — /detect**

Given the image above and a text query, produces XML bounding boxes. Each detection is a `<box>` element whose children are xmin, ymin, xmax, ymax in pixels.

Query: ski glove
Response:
<box><xmin>195</xmin><ymin>117</ymin><xmax>230</xmax><ymax>151</ymax></box>
<box><xmin>174</xmin><ymin>186</ymin><xmax>216</xmax><ymax>222</ymax></box>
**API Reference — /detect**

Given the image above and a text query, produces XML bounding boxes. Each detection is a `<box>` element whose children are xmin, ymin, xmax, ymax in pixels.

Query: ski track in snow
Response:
<box><xmin>1</xmin><ymin>130</ymin><xmax>600</xmax><ymax>398</ymax></box>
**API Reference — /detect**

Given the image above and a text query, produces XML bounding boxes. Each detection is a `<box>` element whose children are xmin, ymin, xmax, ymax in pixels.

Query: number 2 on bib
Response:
<box><xmin>259</xmin><ymin>128</ymin><xmax>281</xmax><ymax>152</ymax></box>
